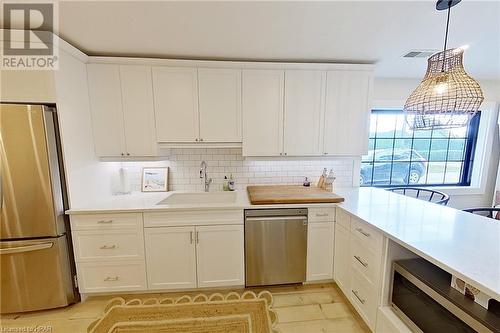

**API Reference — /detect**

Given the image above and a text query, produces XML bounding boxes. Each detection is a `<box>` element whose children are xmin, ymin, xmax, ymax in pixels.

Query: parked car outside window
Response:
<box><xmin>360</xmin><ymin>149</ymin><xmax>427</xmax><ymax>185</ymax></box>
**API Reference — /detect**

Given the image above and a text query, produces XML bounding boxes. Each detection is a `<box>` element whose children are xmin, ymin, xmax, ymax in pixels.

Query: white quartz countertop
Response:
<box><xmin>65</xmin><ymin>190</ymin><xmax>339</xmax><ymax>214</ymax></box>
<box><xmin>336</xmin><ymin>187</ymin><xmax>500</xmax><ymax>300</ymax></box>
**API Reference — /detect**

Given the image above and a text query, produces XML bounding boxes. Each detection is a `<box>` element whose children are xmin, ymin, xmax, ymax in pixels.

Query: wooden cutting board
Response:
<box><xmin>247</xmin><ymin>185</ymin><xmax>344</xmax><ymax>205</ymax></box>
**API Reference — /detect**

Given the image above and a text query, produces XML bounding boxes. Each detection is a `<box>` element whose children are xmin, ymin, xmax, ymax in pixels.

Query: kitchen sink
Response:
<box><xmin>156</xmin><ymin>191</ymin><xmax>237</xmax><ymax>205</ymax></box>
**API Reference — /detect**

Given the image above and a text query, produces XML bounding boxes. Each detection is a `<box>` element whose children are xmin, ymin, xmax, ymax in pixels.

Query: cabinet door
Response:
<box><xmin>87</xmin><ymin>64</ymin><xmax>125</xmax><ymax>156</ymax></box>
<box><xmin>198</xmin><ymin>68</ymin><xmax>242</xmax><ymax>142</ymax></box>
<box><xmin>195</xmin><ymin>225</ymin><xmax>244</xmax><ymax>288</ymax></box>
<box><xmin>324</xmin><ymin>70</ymin><xmax>373</xmax><ymax>155</ymax></box>
<box><xmin>283</xmin><ymin>70</ymin><xmax>325</xmax><ymax>156</ymax></box>
<box><xmin>144</xmin><ymin>227</ymin><xmax>197</xmax><ymax>290</ymax></box>
<box><xmin>152</xmin><ymin>67</ymin><xmax>199</xmax><ymax>142</ymax></box>
<box><xmin>242</xmin><ymin>70</ymin><xmax>284</xmax><ymax>156</ymax></box>
<box><xmin>120</xmin><ymin>65</ymin><xmax>157</xmax><ymax>156</ymax></box>
<box><xmin>307</xmin><ymin>222</ymin><xmax>334</xmax><ymax>281</ymax></box>
<box><xmin>334</xmin><ymin>223</ymin><xmax>351</xmax><ymax>295</ymax></box>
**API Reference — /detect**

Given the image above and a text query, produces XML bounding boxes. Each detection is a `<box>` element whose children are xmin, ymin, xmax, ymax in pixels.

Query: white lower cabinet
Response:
<box><xmin>334</xmin><ymin>208</ymin><xmax>385</xmax><ymax>331</ymax></box>
<box><xmin>376</xmin><ymin>307</ymin><xmax>412</xmax><ymax>333</ymax></box>
<box><xmin>196</xmin><ymin>225</ymin><xmax>244</xmax><ymax>287</ymax></box>
<box><xmin>76</xmin><ymin>261</ymin><xmax>147</xmax><ymax>293</ymax></box>
<box><xmin>334</xmin><ymin>222</ymin><xmax>351</xmax><ymax>294</ymax></box>
<box><xmin>306</xmin><ymin>222</ymin><xmax>334</xmax><ymax>282</ymax></box>
<box><xmin>144</xmin><ymin>226</ymin><xmax>197</xmax><ymax>290</ymax></box>
<box><xmin>70</xmin><ymin>213</ymin><xmax>147</xmax><ymax>294</ymax></box>
<box><xmin>145</xmin><ymin>225</ymin><xmax>245</xmax><ymax>290</ymax></box>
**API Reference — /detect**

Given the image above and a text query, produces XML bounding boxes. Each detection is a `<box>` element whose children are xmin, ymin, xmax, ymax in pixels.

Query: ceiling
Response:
<box><xmin>8</xmin><ymin>1</ymin><xmax>500</xmax><ymax>79</ymax></box>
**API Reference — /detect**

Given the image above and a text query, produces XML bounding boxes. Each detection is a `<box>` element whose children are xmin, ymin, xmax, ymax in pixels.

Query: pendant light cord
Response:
<box><xmin>443</xmin><ymin>5</ymin><xmax>451</xmax><ymax>52</ymax></box>
<box><xmin>441</xmin><ymin>1</ymin><xmax>452</xmax><ymax>71</ymax></box>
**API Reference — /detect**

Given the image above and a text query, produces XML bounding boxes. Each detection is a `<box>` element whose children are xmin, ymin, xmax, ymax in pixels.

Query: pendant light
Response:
<box><xmin>404</xmin><ymin>0</ymin><xmax>484</xmax><ymax>130</ymax></box>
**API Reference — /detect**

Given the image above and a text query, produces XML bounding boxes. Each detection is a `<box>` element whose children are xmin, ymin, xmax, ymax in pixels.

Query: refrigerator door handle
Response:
<box><xmin>0</xmin><ymin>242</ymin><xmax>53</xmax><ymax>255</ymax></box>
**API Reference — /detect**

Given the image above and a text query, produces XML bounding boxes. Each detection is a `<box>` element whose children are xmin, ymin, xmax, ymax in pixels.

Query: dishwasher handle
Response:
<box><xmin>245</xmin><ymin>216</ymin><xmax>308</xmax><ymax>223</ymax></box>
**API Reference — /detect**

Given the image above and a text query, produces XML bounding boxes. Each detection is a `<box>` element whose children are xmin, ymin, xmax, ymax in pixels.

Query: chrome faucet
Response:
<box><xmin>199</xmin><ymin>161</ymin><xmax>213</xmax><ymax>192</ymax></box>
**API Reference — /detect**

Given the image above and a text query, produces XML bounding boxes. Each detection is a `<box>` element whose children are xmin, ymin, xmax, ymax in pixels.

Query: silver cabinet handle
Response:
<box><xmin>97</xmin><ymin>220</ymin><xmax>114</xmax><ymax>224</ymax></box>
<box><xmin>352</xmin><ymin>290</ymin><xmax>365</xmax><ymax>304</ymax></box>
<box><xmin>315</xmin><ymin>213</ymin><xmax>329</xmax><ymax>217</ymax></box>
<box><xmin>104</xmin><ymin>276</ymin><xmax>119</xmax><ymax>282</ymax></box>
<box><xmin>0</xmin><ymin>242</ymin><xmax>53</xmax><ymax>255</ymax></box>
<box><xmin>354</xmin><ymin>255</ymin><xmax>368</xmax><ymax>267</ymax></box>
<box><xmin>190</xmin><ymin>231</ymin><xmax>193</xmax><ymax>244</ymax></box>
<box><xmin>355</xmin><ymin>227</ymin><xmax>370</xmax><ymax>237</ymax></box>
<box><xmin>99</xmin><ymin>245</ymin><xmax>116</xmax><ymax>250</ymax></box>
<box><xmin>196</xmin><ymin>231</ymin><xmax>199</xmax><ymax>244</ymax></box>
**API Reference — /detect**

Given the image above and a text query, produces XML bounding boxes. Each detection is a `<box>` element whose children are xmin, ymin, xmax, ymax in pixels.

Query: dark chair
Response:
<box><xmin>387</xmin><ymin>187</ymin><xmax>450</xmax><ymax>206</ymax></box>
<box><xmin>462</xmin><ymin>207</ymin><xmax>500</xmax><ymax>220</ymax></box>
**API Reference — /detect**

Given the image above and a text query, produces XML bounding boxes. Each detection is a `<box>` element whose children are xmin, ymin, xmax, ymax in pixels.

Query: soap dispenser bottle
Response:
<box><xmin>228</xmin><ymin>174</ymin><xmax>235</xmax><ymax>191</ymax></box>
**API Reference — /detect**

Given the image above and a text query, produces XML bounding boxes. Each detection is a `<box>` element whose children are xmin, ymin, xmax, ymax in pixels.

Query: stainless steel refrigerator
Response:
<box><xmin>0</xmin><ymin>104</ymin><xmax>78</xmax><ymax>313</ymax></box>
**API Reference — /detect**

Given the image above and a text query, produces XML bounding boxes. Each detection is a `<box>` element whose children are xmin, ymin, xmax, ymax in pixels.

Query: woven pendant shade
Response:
<box><xmin>404</xmin><ymin>48</ymin><xmax>484</xmax><ymax>130</ymax></box>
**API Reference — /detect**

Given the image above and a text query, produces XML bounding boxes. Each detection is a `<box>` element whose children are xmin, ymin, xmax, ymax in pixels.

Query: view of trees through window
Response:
<box><xmin>360</xmin><ymin>110</ymin><xmax>480</xmax><ymax>187</ymax></box>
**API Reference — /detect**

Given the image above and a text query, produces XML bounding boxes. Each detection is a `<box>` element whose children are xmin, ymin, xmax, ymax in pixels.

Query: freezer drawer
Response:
<box><xmin>0</xmin><ymin>236</ymin><xmax>77</xmax><ymax>313</ymax></box>
<box><xmin>245</xmin><ymin>209</ymin><xmax>308</xmax><ymax>286</ymax></box>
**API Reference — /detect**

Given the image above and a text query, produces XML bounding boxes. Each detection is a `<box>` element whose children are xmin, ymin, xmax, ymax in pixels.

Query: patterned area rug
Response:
<box><xmin>88</xmin><ymin>291</ymin><xmax>277</xmax><ymax>333</ymax></box>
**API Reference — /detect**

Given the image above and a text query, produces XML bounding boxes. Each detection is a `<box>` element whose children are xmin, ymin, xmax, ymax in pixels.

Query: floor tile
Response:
<box><xmin>0</xmin><ymin>283</ymin><xmax>370</xmax><ymax>332</ymax></box>
<box><xmin>276</xmin><ymin>319</ymin><xmax>332</xmax><ymax>333</ymax></box>
<box><xmin>273</xmin><ymin>294</ymin><xmax>307</xmax><ymax>307</ymax></box>
<box><xmin>0</xmin><ymin>318</ymin><xmax>94</xmax><ymax>333</ymax></box>
<box><xmin>274</xmin><ymin>304</ymin><xmax>324</xmax><ymax>323</ymax></box>
<box><xmin>320</xmin><ymin>302</ymin><xmax>352</xmax><ymax>319</ymax></box>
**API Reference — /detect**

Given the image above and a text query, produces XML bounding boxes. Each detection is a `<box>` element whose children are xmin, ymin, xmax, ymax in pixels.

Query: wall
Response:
<box><xmin>111</xmin><ymin>148</ymin><xmax>355</xmax><ymax>193</ymax></box>
<box><xmin>54</xmin><ymin>45</ymin><xmax>117</xmax><ymax>207</ymax></box>
<box><xmin>372</xmin><ymin>78</ymin><xmax>500</xmax><ymax>209</ymax></box>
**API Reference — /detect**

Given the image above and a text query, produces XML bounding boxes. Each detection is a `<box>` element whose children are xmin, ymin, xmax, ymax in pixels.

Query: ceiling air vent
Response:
<box><xmin>403</xmin><ymin>50</ymin><xmax>438</xmax><ymax>58</ymax></box>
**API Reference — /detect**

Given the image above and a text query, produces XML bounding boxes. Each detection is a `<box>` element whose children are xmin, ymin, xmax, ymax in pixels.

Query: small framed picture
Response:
<box><xmin>141</xmin><ymin>167</ymin><xmax>169</xmax><ymax>192</ymax></box>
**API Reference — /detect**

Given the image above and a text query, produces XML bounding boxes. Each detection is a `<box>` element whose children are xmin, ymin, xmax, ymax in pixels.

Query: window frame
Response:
<box><xmin>359</xmin><ymin>100</ymin><xmax>498</xmax><ymax>196</ymax></box>
<box><xmin>360</xmin><ymin>109</ymin><xmax>481</xmax><ymax>188</ymax></box>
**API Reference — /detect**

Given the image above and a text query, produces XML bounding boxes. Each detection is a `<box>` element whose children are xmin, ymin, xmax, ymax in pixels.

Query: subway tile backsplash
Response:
<box><xmin>119</xmin><ymin>148</ymin><xmax>355</xmax><ymax>192</ymax></box>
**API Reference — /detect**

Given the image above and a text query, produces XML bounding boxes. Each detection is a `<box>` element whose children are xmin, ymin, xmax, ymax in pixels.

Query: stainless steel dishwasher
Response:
<box><xmin>244</xmin><ymin>208</ymin><xmax>308</xmax><ymax>286</ymax></box>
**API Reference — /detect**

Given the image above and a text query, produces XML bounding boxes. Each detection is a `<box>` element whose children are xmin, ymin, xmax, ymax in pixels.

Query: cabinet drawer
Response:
<box><xmin>351</xmin><ymin>217</ymin><xmax>383</xmax><ymax>252</ymax></box>
<box><xmin>77</xmin><ymin>261</ymin><xmax>147</xmax><ymax>293</ymax></box>
<box><xmin>350</xmin><ymin>272</ymin><xmax>377</xmax><ymax>330</ymax></box>
<box><xmin>336</xmin><ymin>208</ymin><xmax>351</xmax><ymax>229</ymax></box>
<box><xmin>144</xmin><ymin>210</ymin><xmax>243</xmax><ymax>227</ymax></box>
<box><xmin>73</xmin><ymin>230</ymin><xmax>144</xmax><ymax>262</ymax></box>
<box><xmin>350</xmin><ymin>235</ymin><xmax>381</xmax><ymax>285</ymax></box>
<box><xmin>70</xmin><ymin>213</ymin><xmax>143</xmax><ymax>230</ymax></box>
<box><xmin>308</xmin><ymin>207</ymin><xmax>335</xmax><ymax>222</ymax></box>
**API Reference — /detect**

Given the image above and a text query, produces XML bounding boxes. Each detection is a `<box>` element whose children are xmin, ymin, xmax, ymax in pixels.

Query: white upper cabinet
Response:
<box><xmin>242</xmin><ymin>70</ymin><xmax>284</xmax><ymax>156</ymax></box>
<box><xmin>198</xmin><ymin>68</ymin><xmax>242</xmax><ymax>142</ymax></box>
<box><xmin>323</xmin><ymin>70</ymin><xmax>373</xmax><ymax>156</ymax></box>
<box><xmin>87</xmin><ymin>64</ymin><xmax>125</xmax><ymax>157</ymax></box>
<box><xmin>88</xmin><ymin>59</ymin><xmax>373</xmax><ymax>155</ymax></box>
<box><xmin>120</xmin><ymin>66</ymin><xmax>157</xmax><ymax>156</ymax></box>
<box><xmin>87</xmin><ymin>64</ymin><xmax>157</xmax><ymax>157</ymax></box>
<box><xmin>152</xmin><ymin>67</ymin><xmax>199</xmax><ymax>143</ymax></box>
<box><xmin>284</xmin><ymin>70</ymin><xmax>326</xmax><ymax>156</ymax></box>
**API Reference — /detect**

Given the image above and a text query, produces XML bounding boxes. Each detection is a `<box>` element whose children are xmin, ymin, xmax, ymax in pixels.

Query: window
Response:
<box><xmin>360</xmin><ymin>110</ymin><xmax>480</xmax><ymax>187</ymax></box>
